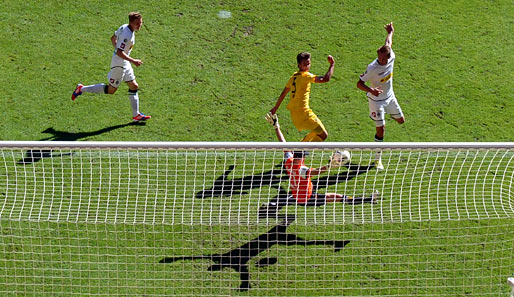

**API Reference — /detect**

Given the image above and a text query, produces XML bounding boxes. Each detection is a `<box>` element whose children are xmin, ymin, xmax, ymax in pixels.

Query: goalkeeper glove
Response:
<box><xmin>265</xmin><ymin>112</ymin><xmax>280</xmax><ymax>128</ymax></box>
<box><xmin>329</xmin><ymin>150</ymin><xmax>349</xmax><ymax>168</ymax></box>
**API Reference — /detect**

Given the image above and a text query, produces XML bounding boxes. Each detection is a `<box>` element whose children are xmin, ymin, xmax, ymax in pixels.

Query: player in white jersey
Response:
<box><xmin>357</xmin><ymin>22</ymin><xmax>405</xmax><ymax>170</ymax></box>
<box><xmin>71</xmin><ymin>12</ymin><xmax>151</xmax><ymax>122</ymax></box>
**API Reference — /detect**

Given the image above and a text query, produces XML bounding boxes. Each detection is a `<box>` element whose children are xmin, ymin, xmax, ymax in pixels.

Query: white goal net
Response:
<box><xmin>0</xmin><ymin>141</ymin><xmax>513</xmax><ymax>296</ymax></box>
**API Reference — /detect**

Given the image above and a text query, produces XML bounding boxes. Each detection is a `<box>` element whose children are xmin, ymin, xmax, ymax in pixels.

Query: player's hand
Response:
<box><xmin>384</xmin><ymin>22</ymin><xmax>394</xmax><ymax>34</ymax></box>
<box><xmin>327</xmin><ymin>55</ymin><xmax>335</xmax><ymax>65</ymax></box>
<box><xmin>370</xmin><ymin>87</ymin><xmax>383</xmax><ymax>97</ymax></box>
<box><xmin>132</xmin><ymin>59</ymin><xmax>143</xmax><ymax>67</ymax></box>
<box><xmin>265</xmin><ymin>112</ymin><xmax>280</xmax><ymax>128</ymax></box>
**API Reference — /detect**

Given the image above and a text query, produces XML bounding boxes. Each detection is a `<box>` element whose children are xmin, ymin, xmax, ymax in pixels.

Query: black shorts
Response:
<box><xmin>299</xmin><ymin>192</ymin><xmax>327</xmax><ymax>207</ymax></box>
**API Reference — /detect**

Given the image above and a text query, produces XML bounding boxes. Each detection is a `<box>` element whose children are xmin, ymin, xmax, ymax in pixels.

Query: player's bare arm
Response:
<box><xmin>115</xmin><ymin>49</ymin><xmax>143</xmax><ymax>67</ymax></box>
<box><xmin>270</xmin><ymin>87</ymin><xmax>290</xmax><ymax>114</ymax></box>
<box><xmin>110</xmin><ymin>34</ymin><xmax>117</xmax><ymax>48</ymax></box>
<box><xmin>309</xmin><ymin>165</ymin><xmax>330</xmax><ymax>176</ymax></box>
<box><xmin>384</xmin><ymin>22</ymin><xmax>394</xmax><ymax>48</ymax></box>
<box><xmin>315</xmin><ymin>55</ymin><xmax>335</xmax><ymax>83</ymax></box>
<box><xmin>357</xmin><ymin>79</ymin><xmax>383</xmax><ymax>97</ymax></box>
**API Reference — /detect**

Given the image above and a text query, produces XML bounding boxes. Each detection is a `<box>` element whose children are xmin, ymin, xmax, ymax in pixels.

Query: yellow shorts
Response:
<box><xmin>290</xmin><ymin>109</ymin><xmax>326</xmax><ymax>133</ymax></box>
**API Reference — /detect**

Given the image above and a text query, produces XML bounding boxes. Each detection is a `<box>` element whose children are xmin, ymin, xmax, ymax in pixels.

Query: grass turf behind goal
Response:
<box><xmin>0</xmin><ymin>142</ymin><xmax>513</xmax><ymax>296</ymax></box>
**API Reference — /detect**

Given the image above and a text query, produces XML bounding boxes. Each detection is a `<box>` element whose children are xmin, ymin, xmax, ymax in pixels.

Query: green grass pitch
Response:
<box><xmin>0</xmin><ymin>0</ymin><xmax>513</xmax><ymax>296</ymax></box>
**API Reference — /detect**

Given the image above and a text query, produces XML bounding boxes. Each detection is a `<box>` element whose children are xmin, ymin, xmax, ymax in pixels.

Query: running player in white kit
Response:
<box><xmin>357</xmin><ymin>22</ymin><xmax>404</xmax><ymax>170</ymax></box>
<box><xmin>72</xmin><ymin>12</ymin><xmax>151</xmax><ymax>122</ymax></box>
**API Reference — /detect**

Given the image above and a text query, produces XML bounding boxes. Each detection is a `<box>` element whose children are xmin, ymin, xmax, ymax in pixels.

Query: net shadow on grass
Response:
<box><xmin>17</xmin><ymin>122</ymin><xmax>145</xmax><ymax>165</ymax></box>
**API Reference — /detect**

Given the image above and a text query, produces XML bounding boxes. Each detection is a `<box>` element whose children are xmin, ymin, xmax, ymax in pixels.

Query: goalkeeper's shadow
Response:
<box><xmin>159</xmin><ymin>214</ymin><xmax>350</xmax><ymax>291</ymax></box>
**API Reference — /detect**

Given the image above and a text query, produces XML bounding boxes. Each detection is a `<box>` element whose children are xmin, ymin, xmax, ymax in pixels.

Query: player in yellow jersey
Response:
<box><xmin>269</xmin><ymin>52</ymin><xmax>335</xmax><ymax>142</ymax></box>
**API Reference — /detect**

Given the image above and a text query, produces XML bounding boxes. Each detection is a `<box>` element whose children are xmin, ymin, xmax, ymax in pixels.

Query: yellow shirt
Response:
<box><xmin>285</xmin><ymin>71</ymin><xmax>317</xmax><ymax>113</ymax></box>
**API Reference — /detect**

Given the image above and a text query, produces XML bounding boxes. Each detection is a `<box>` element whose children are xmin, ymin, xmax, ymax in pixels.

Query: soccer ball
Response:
<box><xmin>338</xmin><ymin>150</ymin><xmax>351</xmax><ymax>165</ymax></box>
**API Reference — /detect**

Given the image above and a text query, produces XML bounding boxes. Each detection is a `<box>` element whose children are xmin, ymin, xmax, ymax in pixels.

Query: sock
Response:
<box><xmin>374</xmin><ymin>134</ymin><xmax>383</xmax><ymax>160</ymax></box>
<box><xmin>342</xmin><ymin>195</ymin><xmax>374</xmax><ymax>205</ymax></box>
<box><xmin>82</xmin><ymin>83</ymin><xmax>107</xmax><ymax>94</ymax></box>
<box><xmin>302</xmin><ymin>131</ymin><xmax>324</xmax><ymax>142</ymax></box>
<box><xmin>128</xmin><ymin>89</ymin><xmax>139</xmax><ymax>117</ymax></box>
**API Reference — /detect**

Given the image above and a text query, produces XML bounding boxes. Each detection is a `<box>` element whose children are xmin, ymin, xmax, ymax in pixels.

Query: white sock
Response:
<box><xmin>128</xmin><ymin>89</ymin><xmax>140</xmax><ymax>117</ymax></box>
<box><xmin>375</xmin><ymin>151</ymin><xmax>382</xmax><ymax>161</ymax></box>
<box><xmin>374</xmin><ymin>134</ymin><xmax>383</xmax><ymax>161</ymax></box>
<box><xmin>82</xmin><ymin>83</ymin><xmax>106</xmax><ymax>94</ymax></box>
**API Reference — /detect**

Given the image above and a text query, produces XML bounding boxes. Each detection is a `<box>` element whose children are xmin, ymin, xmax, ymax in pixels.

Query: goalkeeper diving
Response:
<box><xmin>265</xmin><ymin>113</ymin><xmax>380</xmax><ymax>206</ymax></box>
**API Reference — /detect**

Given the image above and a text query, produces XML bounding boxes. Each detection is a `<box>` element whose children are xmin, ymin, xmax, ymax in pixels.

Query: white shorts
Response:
<box><xmin>107</xmin><ymin>64</ymin><xmax>135</xmax><ymax>88</ymax></box>
<box><xmin>368</xmin><ymin>94</ymin><xmax>404</xmax><ymax>127</ymax></box>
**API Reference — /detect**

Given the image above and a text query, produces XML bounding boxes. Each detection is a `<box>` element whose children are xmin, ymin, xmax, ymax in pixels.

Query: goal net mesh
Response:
<box><xmin>0</xmin><ymin>142</ymin><xmax>513</xmax><ymax>296</ymax></box>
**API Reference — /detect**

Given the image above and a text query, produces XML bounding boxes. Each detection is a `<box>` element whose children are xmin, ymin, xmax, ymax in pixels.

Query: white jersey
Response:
<box><xmin>360</xmin><ymin>50</ymin><xmax>395</xmax><ymax>101</ymax></box>
<box><xmin>111</xmin><ymin>24</ymin><xmax>135</xmax><ymax>68</ymax></box>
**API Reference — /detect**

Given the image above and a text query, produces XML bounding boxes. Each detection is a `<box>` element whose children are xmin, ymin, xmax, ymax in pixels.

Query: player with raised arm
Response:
<box><xmin>71</xmin><ymin>12</ymin><xmax>151</xmax><ymax>122</ymax></box>
<box><xmin>265</xmin><ymin>112</ymin><xmax>379</xmax><ymax>206</ymax></box>
<box><xmin>269</xmin><ymin>53</ymin><xmax>335</xmax><ymax>142</ymax></box>
<box><xmin>357</xmin><ymin>22</ymin><xmax>405</xmax><ymax>170</ymax></box>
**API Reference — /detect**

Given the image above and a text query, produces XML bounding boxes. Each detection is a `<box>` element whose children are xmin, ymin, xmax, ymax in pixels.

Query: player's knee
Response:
<box><xmin>319</xmin><ymin>130</ymin><xmax>328</xmax><ymax>140</ymax></box>
<box><xmin>314</xmin><ymin>125</ymin><xmax>328</xmax><ymax>140</ymax></box>
<box><xmin>128</xmin><ymin>80</ymin><xmax>139</xmax><ymax>90</ymax></box>
<box><xmin>106</xmin><ymin>85</ymin><xmax>117</xmax><ymax>94</ymax></box>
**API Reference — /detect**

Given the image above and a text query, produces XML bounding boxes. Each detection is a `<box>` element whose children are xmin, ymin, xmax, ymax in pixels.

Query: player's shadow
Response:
<box><xmin>17</xmin><ymin>122</ymin><xmax>144</xmax><ymax>165</ymax></box>
<box><xmin>195</xmin><ymin>163</ymin><xmax>286</xmax><ymax>198</ymax></box>
<box><xmin>196</xmin><ymin>162</ymin><xmax>374</xmax><ymax>200</ymax></box>
<box><xmin>194</xmin><ymin>161</ymin><xmax>374</xmax><ymax>217</ymax></box>
<box><xmin>159</xmin><ymin>215</ymin><xmax>349</xmax><ymax>291</ymax></box>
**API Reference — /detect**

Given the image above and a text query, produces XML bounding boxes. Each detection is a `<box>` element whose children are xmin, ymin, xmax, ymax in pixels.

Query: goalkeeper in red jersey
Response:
<box><xmin>264</xmin><ymin>113</ymin><xmax>379</xmax><ymax>207</ymax></box>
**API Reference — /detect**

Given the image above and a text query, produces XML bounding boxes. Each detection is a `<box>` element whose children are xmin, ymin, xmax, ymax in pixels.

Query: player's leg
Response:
<box><xmin>81</xmin><ymin>83</ymin><xmax>111</xmax><ymax>94</ymax></box>
<box><xmin>303</xmin><ymin>193</ymin><xmax>331</xmax><ymax>207</ymax></box>
<box><xmin>369</xmin><ymin>99</ymin><xmax>386</xmax><ymax>170</ymax></box>
<box><xmin>72</xmin><ymin>68</ymin><xmax>122</xmax><ymax>100</ymax></box>
<box><xmin>302</xmin><ymin>127</ymin><xmax>327</xmax><ymax>142</ymax></box>
<box><xmin>340</xmin><ymin>191</ymin><xmax>380</xmax><ymax>204</ymax></box>
<box><xmin>324</xmin><ymin>193</ymin><xmax>343</xmax><ymax>203</ymax></box>
<box><xmin>385</xmin><ymin>95</ymin><xmax>405</xmax><ymax>125</ymax></box>
<box><xmin>320</xmin><ymin>192</ymin><xmax>378</xmax><ymax>205</ymax></box>
<box><xmin>72</xmin><ymin>83</ymin><xmax>111</xmax><ymax>100</ymax></box>
<box><xmin>125</xmin><ymin>65</ymin><xmax>151</xmax><ymax>121</ymax></box>
<box><xmin>301</xmin><ymin>114</ymin><xmax>328</xmax><ymax>142</ymax></box>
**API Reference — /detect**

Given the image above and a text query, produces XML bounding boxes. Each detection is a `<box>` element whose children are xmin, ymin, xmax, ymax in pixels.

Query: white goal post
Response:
<box><xmin>0</xmin><ymin>141</ymin><xmax>513</xmax><ymax>296</ymax></box>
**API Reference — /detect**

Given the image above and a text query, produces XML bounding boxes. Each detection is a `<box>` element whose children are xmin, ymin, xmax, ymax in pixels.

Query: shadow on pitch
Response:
<box><xmin>196</xmin><ymin>162</ymin><xmax>374</xmax><ymax>199</ymax></box>
<box><xmin>17</xmin><ymin>122</ymin><xmax>145</xmax><ymax>165</ymax></box>
<box><xmin>195</xmin><ymin>163</ymin><xmax>286</xmax><ymax>198</ymax></box>
<box><xmin>195</xmin><ymin>161</ymin><xmax>375</xmax><ymax>218</ymax></box>
<box><xmin>257</xmin><ymin>163</ymin><xmax>376</xmax><ymax>218</ymax></box>
<box><xmin>159</xmin><ymin>215</ymin><xmax>349</xmax><ymax>291</ymax></box>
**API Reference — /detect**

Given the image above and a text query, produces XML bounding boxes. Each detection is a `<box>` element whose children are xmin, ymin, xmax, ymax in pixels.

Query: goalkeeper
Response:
<box><xmin>265</xmin><ymin>113</ymin><xmax>379</xmax><ymax>206</ymax></box>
